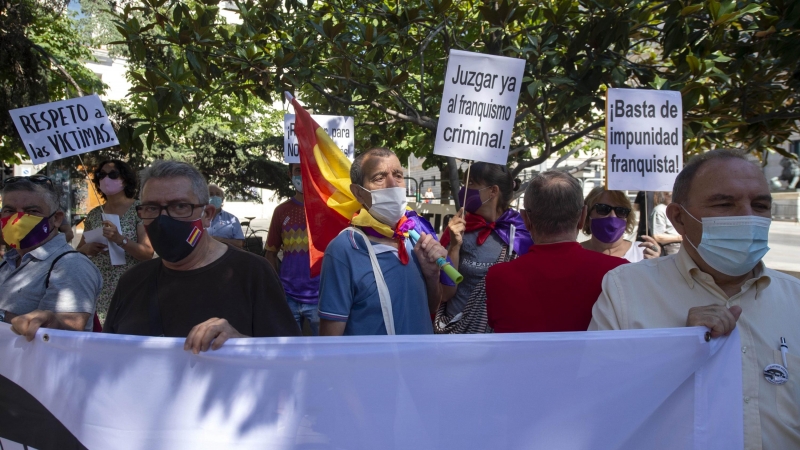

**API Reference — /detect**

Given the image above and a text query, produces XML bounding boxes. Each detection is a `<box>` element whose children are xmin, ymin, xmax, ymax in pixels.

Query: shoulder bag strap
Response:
<box><xmin>340</xmin><ymin>227</ymin><xmax>396</xmax><ymax>335</ymax></box>
<box><xmin>45</xmin><ymin>250</ymin><xmax>80</xmax><ymax>288</ymax></box>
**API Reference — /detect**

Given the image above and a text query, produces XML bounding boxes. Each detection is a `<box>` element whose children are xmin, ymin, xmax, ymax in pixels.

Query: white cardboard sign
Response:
<box><xmin>284</xmin><ymin>114</ymin><xmax>354</xmax><ymax>163</ymax></box>
<box><xmin>9</xmin><ymin>94</ymin><xmax>118</xmax><ymax>165</ymax></box>
<box><xmin>433</xmin><ymin>50</ymin><xmax>525</xmax><ymax>165</ymax></box>
<box><xmin>605</xmin><ymin>88</ymin><xmax>683</xmax><ymax>191</ymax></box>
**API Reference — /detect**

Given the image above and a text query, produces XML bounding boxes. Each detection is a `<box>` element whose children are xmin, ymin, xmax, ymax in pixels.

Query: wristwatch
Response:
<box><xmin>120</xmin><ymin>238</ymin><xmax>128</xmax><ymax>247</ymax></box>
<box><xmin>0</xmin><ymin>309</ymin><xmax>6</xmax><ymax>323</ymax></box>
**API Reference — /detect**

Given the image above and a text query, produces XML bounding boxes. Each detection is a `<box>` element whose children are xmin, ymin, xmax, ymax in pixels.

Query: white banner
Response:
<box><xmin>605</xmin><ymin>88</ymin><xmax>683</xmax><ymax>191</ymax></box>
<box><xmin>9</xmin><ymin>95</ymin><xmax>118</xmax><ymax>165</ymax></box>
<box><xmin>284</xmin><ymin>114</ymin><xmax>354</xmax><ymax>163</ymax></box>
<box><xmin>0</xmin><ymin>324</ymin><xmax>742</xmax><ymax>450</ymax></box>
<box><xmin>434</xmin><ymin>50</ymin><xmax>525</xmax><ymax>165</ymax></box>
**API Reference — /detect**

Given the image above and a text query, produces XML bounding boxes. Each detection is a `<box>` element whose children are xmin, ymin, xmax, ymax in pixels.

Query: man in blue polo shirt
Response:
<box><xmin>317</xmin><ymin>148</ymin><xmax>450</xmax><ymax>336</ymax></box>
<box><xmin>208</xmin><ymin>184</ymin><xmax>244</xmax><ymax>248</ymax></box>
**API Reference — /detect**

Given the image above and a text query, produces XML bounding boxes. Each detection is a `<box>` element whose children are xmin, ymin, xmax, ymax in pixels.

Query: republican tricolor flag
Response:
<box><xmin>287</xmin><ymin>92</ymin><xmax>361</xmax><ymax>276</ymax></box>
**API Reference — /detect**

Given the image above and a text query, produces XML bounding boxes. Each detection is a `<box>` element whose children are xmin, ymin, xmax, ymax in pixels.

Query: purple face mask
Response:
<box><xmin>590</xmin><ymin>216</ymin><xmax>627</xmax><ymax>243</ymax></box>
<box><xmin>458</xmin><ymin>186</ymin><xmax>490</xmax><ymax>213</ymax></box>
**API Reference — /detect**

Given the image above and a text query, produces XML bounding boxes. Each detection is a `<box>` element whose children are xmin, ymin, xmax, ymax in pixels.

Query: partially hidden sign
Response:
<box><xmin>9</xmin><ymin>94</ymin><xmax>118</xmax><ymax>165</ymax></box>
<box><xmin>434</xmin><ymin>50</ymin><xmax>525</xmax><ymax>165</ymax></box>
<box><xmin>284</xmin><ymin>114</ymin><xmax>354</xmax><ymax>163</ymax></box>
<box><xmin>605</xmin><ymin>88</ymin><xmax>683</xmax><ymax>191</ymax></box>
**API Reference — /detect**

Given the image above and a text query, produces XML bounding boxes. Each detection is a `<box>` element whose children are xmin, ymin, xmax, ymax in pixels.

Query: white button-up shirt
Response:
<box><xmin>590</xmin><ymin>246</ymin><xmax>800</xmax><ymax>450</ymax></box>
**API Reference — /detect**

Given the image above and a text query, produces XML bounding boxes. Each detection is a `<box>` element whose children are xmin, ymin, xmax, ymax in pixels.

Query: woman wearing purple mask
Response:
<box><xmin>77</xmin><ymin>159</ymin><xmax>154</xmax><ymax>323</ymax></box>
<box><xmin>580</xmin><ymin>187</ymin><xmax>660</xmax><ymax>262</ymax></box>
<box><xmin>435</xmin><ymin>162</ymin><xmax>533</xmax><ymax>333</ymax></box>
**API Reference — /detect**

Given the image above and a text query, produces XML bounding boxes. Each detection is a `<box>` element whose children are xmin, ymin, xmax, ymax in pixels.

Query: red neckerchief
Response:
<box><xmin>440</xmin><ymin>213</ymin><xmax>495</xmax><ymax>248</ymax></box>
<box><xmin>358</xmin><ymin>214</ymin><xmax>415</xmax><ymax>265</ymax></box>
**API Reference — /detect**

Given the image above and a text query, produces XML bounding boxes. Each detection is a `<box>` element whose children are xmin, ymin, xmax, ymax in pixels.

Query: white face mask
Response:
<box><xmin>360</xmin><ymin>186</ymin><xmax>407</xmax><ymax>226</ymax></box>
<box><xmin>292</xmin><ymin>175</ymin><xmax>303</xmax><ymax>194</ymax></box>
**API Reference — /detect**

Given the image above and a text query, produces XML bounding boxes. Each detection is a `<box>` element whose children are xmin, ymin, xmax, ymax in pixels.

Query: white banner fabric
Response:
<box><xmin>284</xmin><ymin>114</ymin><xmax>355</xmax><ymax>163</ymax></box>
<box><xmin>0</xmin><ymin>324</ymin><xmax>743</xmax><ymax>450</ymax></box>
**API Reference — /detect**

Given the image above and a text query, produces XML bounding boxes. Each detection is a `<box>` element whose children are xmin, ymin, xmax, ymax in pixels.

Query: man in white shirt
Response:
<box><xmin>590</xmin><ymin>149</ymin><xmax>800</xmax><ymax>449</ymax></box>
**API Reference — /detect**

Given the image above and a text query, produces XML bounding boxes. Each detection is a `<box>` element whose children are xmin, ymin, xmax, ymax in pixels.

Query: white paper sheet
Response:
<box><xmin>101</xmin><ymin>213</ymin><xmax>126</xmax><ymax>266</ymax></box>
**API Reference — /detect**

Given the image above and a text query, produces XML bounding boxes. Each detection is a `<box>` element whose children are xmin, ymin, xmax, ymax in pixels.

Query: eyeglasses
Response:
<box><xmin>136</xmin><ymin>202</ymin><xmax>206</xmax><ymax>219</ymax></box>
<box><xmin>1</xmin><ymin>175</ymin><xmax>55</xmax><ymax>190</ymax></box>
<box><xmin>592</xmin><ymin>203</ymin><xmax>631</xmax><ymax>218</ymax></box>
<box><xmin>95</xmin><ymin>170</ymin><xmax>120</xmax><ymax>180</ymax></box>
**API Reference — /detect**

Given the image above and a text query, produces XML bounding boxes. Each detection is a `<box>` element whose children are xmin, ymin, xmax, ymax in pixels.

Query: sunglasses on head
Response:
<box><xmin>1</xmin><ymin>175</ymin><xmax>55</xmax><ymax>190</ymax></box>
<box><xmin>592</xmin><ymin>203</ymin><xmax>631</xmax><ymax>218</ymax></box>
<box><xmin>95</xmin><ymin>170</ymin><xmax>120</xmax><ymax>180</ymax></box>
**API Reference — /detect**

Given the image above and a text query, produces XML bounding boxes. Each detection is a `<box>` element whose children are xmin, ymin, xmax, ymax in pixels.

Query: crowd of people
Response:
<box><xmin>0</xmin><ymin>148</ymin><xmax>797</xmax><ymax>447</ymax></box>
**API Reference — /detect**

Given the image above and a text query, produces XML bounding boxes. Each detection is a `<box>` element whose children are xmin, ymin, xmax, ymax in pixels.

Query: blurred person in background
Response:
<box><xmin>77</xmin><ymin>160</ymin><xmax>153</xmax><ymax>324</ymax></box>
<box><xmin>651</xmin><ymin>191</ymin><xmax>682</xmax><ymax>255</ymax></box>
<box><xmin>207</xmin><ymin>184</ymin><xmax>244</xmax><ymax>248</ymax></box>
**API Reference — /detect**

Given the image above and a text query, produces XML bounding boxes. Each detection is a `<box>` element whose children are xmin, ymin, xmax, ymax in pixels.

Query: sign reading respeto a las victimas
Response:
<box><xmin>605</xmin><ymin>88</ymin><xmax>683</xmax><ymax>191</ymax></box>
<box><xmin>434</xmin><ymin>50</ymin><xmax>525</xmax><ymax>165</ymax></box>
<box><xmin>284</xmin><ymin>114</ymin><xmax>354</xmax><ymax>163</ymax></box>
<box><xmin>9</xmin><ymin>94</ymin><xmax>118</xmax><ymax>165</ymax></box>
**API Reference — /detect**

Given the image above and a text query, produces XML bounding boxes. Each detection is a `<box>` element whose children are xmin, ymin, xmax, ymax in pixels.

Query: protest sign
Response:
<box><xmin>605</xmin><ymin>88</ymin><xmax>683</xmax><ymax>191</ymax></box>
<box><xmin>284</xmin><ymin>114</ymin><xmax>354</xmax><ymax>163</ymax></box>
<box><xmin>433</xmin><ymin>50</ymin><xmax>525</xmax><ymax>165</ymax></box>
<box><xmin>9</xmin><ymin>95</ymin><xmax>118</xmax><ymax>165</ymax></box>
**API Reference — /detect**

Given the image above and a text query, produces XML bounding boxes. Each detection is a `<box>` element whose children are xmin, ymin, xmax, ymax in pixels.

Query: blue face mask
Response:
<box><xmin>209</xmin><ymin>196</ymin><xmax>223</xmax><ymax>209</ymax></box>
<box><xmin>681</xmin><ymin>206</ymin><xmax>771</xmax><ymax>276</ymax></box>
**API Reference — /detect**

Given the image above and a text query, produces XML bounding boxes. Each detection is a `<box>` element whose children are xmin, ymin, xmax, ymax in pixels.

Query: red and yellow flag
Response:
<box><xmin>290</xmin><ymin>96</ymin><xmax>361</xmax><ymax>276</ymax></box>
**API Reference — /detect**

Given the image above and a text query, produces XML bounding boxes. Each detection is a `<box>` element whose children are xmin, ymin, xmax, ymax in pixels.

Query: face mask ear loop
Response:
<box><xmin>679</xmin><ymin>204</ymin><xmax>702</xmax><ymax>251</ymax></box>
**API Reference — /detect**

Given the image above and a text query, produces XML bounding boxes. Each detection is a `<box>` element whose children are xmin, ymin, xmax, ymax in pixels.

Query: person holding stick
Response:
<box><xmin>580</xmin><ymin>187</ymin><xmax>660</xmax><ymax>262</ymax></box>
<box><xmin>436</xmin><ymin>162</ymin><xmax>532</xmax><ymax>333</ymax></box>
<box><xmin>317</xmin><ymin>148</ymin><xmax>452</xmax><ymax>336</ymax></box>
<box><xmin>77</xmin><ymin>160</ymin><xmax>154</xmax><ymax>324</ymax></box>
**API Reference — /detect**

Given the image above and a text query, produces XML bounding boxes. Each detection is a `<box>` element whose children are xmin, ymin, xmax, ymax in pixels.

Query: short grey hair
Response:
<box><xmin>350</xmin><ymin>147</ymin><xmax>395</xmax><ymax>185</ymax></box>
<box><xmin>523</xmin><ymin>171</ymin><xmax>584</xmax><ymax>236</ymax></box>
<box><xmin>140</xmin><ymin>160</ymin><xmax>209</xmax><ymax>204</ymax></box>
<box><xmin>673</xmin><ymin>149</ymin><xmax>751</xmax><ymax>205</ymax></box>
<box><xmin>2</xmin><ymin>179</ymin><xmax>61</xmax><ymax>214</ymax></box>
<box><xmin>208</xmin><ymin>183</ymin><xmax>225</xmax><ymax>201</ymax></box>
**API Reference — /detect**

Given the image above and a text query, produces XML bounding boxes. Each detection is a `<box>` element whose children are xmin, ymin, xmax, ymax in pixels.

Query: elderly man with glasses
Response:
<box><xmin>103</xmin><ymin>160</ymin><xmax>300</xmax><ymax>351</ymax></box>
<box><xmin>0</xmin><ymin>175</ymin><xmax>102</xmax><ymax>339</ymax></box>
<box><xmin>484</xmin><ymin>171</ymin><xmax>628</xmax><ymax>333</ymax></box>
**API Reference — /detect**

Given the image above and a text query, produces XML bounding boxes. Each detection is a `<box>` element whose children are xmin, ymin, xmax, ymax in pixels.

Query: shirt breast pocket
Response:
<box><xmin>776</xmin><ymin>350</ymin><xmax>800</xmax><ymax>429</ymax></box>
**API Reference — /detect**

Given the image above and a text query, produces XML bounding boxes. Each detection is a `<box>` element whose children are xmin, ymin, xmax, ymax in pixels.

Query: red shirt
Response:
<box><xmin>485</xmin><ymin>242</ymin><xmax>628</xmax><ymax>333</ymax></box>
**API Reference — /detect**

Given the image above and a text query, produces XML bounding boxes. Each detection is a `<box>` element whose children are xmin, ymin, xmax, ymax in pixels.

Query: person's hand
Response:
<box><xmin>638</xmin><ymin>235</ymin><xmax>661</xmax><ymax>259</ymax></box>
<box><xmin>102</xmin><ymin>220</ymin><xmax>124</xmax><ymax>246</ymax></box>
<box><xmin>79</xmin><ymin>242</ymin><xmax>108</xmax><ymax>257</ymax></box>
<box><xmin>447</xmin><ymin>208</ymin><xmax>466</xmax><ymax>248</ymax></box>
<box><xmin>686</xmin><ymin>305</ymin><xmax>742</xmax><ymax>338</ymax></box>
<box><xmin>413</xmin><ymin>232</ymin><xmax>448</xmax><ymax>280</ymax></box>
<box><xmin>184</xmin><ymin>318</ymin><xmax>247</xmax><ymax>354</ymax></box>
<box><xmin>10</xmin><ymin>310</ymin><xmax>58</xmax><ymax>342</ymax></box>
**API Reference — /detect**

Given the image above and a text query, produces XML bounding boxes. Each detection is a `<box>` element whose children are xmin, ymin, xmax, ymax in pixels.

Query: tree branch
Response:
<box><xmin>746</xmin><ymin>110</ymin><xmax>800</xmax><ymax>124</ymax></box>
<box><xmin>32</xmin><ymin>44</ymin><xmax>85</xmax><ymax>97</ymax></box>
<box><xmin>369</xmin><ymin>100</ymin><xmax>436</xmax><ymax>130</ymax></box>
<box><xmin>511</xmin><ymin>120</ymin><xmax>604</xmax><ymax>176</ymax></box>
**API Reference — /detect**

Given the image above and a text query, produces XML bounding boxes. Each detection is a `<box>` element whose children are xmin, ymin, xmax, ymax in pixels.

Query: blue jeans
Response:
<box><xmin>286</xmin><ymin>296</ymin><xmax>320</xmax><ymax>336</ymax></box>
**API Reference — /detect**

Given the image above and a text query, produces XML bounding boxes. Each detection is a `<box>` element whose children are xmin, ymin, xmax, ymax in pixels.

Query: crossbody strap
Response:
<box><xmin>340</xmin><ymin>227</ymin><xmax>395</xmax><ymax>335</ymax></box>
<box><xmin>45</xmin><ymin>251</ymin><xmax>80</xmax><ymax>288</ymax></box>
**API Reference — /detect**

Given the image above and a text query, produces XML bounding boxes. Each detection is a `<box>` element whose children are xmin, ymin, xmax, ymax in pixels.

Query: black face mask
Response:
<box><xmin>144</xmin><ymin>214</ymin><xmax>205</xmax><ymax>263</ymax></box>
